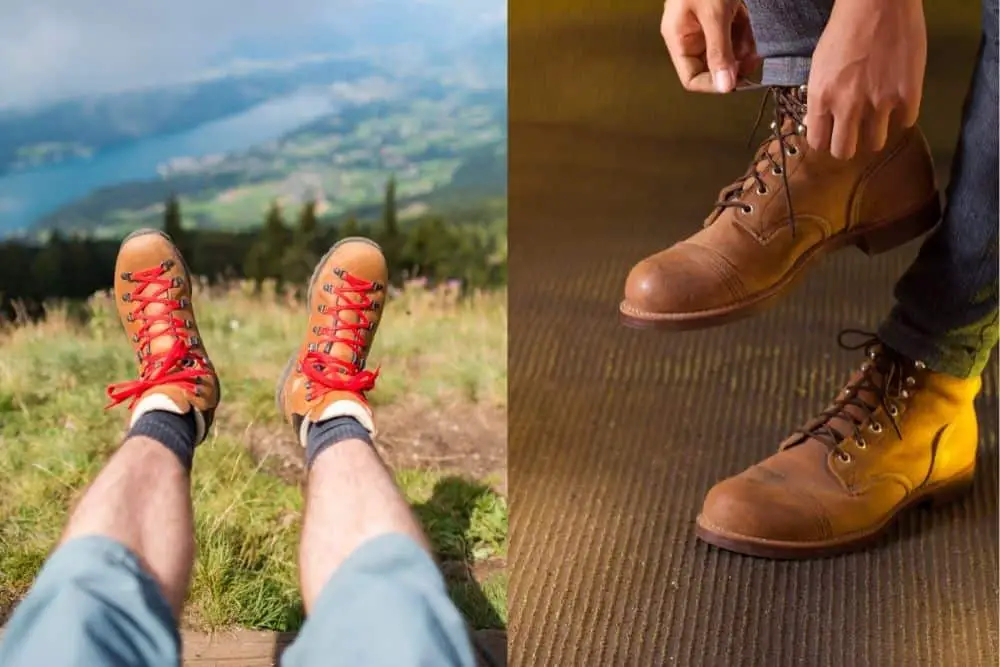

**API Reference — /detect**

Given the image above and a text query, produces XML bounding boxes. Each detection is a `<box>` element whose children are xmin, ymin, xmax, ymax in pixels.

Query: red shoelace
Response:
<box><xmin>300</xmin><ymin>270</ymin><xmax>381</xmax><ymax>400</ymax></box>
<box><xmin>105</xmin><ymin>263</ymin><xmax>210</xmax><ymax>409</ymax></box>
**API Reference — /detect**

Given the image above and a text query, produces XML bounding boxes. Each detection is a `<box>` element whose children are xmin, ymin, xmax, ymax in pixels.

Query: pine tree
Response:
<box><xmin>163</xmin><ymin>194</ymin><xmax>189</xmax><ymax>259</ymax></box>
<box><xmin>282</xmin><ymin>200</ymin><xmax>321</xmax><ymax>288</ymax></box>
<box><xmin>245</xmin><ymin>201</ymin><xmax>292</xmax><ymax>289</ymax></box>
<box><xmin>340</xmin><ymin>215</ymin><xmax>362</xmax><ymax>239</ymax></box>
<box><xmin>164</xmin><ymin>195</ymin><xmax>183</xmax><ymax>240</ymax></box>
<box><xmin>381</xmin><ymin>176</ymin><xmax>401</xmax><ymax>275</ymax></box>
<box><xmin>296</xmin><ymin>200</ymin><xmax>319</xmax><ymax>243</ymax></box>
<box><xmin>382</xmin><ymin>176</ymin><xmax>398</xmax><ymax>238</ymax></box>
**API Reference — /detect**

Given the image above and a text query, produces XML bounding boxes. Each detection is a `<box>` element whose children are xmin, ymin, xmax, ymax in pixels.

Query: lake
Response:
<box><xmin>0</xmin><ymin>92</ymin><xmax>336</xmax><ymax>236</ymax></box>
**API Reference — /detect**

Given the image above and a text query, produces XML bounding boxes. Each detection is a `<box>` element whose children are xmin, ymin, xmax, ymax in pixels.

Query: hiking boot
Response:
<box><xmin>276</xmin><ymin>237</ymin><xmax>388</xmax><ymax>446</ymax></box>
<box><xmin>106</xmin><ymin>229</ymin><xmax>220</xmax><ymax>443</ymax></box>
<box><xmin>620</xmin><ymin>86</ymin><xmax>941</xmax><ymax>330</ymax></box>
<box><xmin>695</xmin><ymin>332</ymin><xmax>981</xmax><ymax>558</ymax></box>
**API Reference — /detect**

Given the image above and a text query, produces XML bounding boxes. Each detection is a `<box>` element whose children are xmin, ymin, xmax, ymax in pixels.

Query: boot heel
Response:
<box><xmin>925</xmin><ymin>469</ymin><xmax>975</xmax><ymax>508</ymax></box>
<box><xmin>855</xmin><ymin>195</ymin><xmax>941</xmax><ymax>256</ymax></box>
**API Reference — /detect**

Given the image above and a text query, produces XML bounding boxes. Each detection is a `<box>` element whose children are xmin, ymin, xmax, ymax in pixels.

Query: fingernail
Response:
<box><xmin>713</xmin><ymin>69</ymin><xmax>734</xmax><ymax>93</ymax></box>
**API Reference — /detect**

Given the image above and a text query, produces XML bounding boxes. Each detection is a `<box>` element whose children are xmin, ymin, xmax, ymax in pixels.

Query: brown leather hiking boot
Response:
<box><xmin>695</xmin><ymin>332</ymin><xmax>982</xmax><ymax>559</ymax></box>
<box><xmin>106</xmin><ymin>229</ymin><xmax>220</xmax><ymax>443</ymax></box>
<box><xmin>621</xmin><ymin>87</ymin><xmax>941</xmax><ymax>330</ymax></box>
<box><xmin>276</xmin><ymin>237</ymin><xmax>388</xmax><ymax>446</ymax></box>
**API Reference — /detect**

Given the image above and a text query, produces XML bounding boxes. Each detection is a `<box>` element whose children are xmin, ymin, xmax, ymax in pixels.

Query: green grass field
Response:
<box><xmin>0</xmin><ymin>283</ymin><xmax>507</xmax><ymax>631</ymax></box>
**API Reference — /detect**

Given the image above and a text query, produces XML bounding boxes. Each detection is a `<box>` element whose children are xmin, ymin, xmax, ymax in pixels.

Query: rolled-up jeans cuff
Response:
<box><xmin>760</xmin><ymin>57</ymin><xmax>812</xmax><ymax>86</ymax></box>
<box><xmin>877</xmin><ymin>311</ymin><xmax>985</xmax><ymax>379</ymax></box>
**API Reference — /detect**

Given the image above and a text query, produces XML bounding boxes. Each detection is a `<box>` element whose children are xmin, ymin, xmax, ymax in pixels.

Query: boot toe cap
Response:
<box><xmin>622</xmin><ymin>245</ymin><xmax>740</xmax><ymax>317</ymax></box>
<box><xmin>699</xmin><ymin>470</ymin><xmax>829</xmax><ymax>543</ymax></box>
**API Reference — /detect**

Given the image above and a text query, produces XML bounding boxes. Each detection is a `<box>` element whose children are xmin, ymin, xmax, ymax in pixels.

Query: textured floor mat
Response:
<box><xmin>507</xmin><ymin>124</ymin><xmax>999</xmax><ymax>667</ymax></box>
<box><xmin>507</xmin><ymin>11</ymin><xmax>997</xmax><ymax>662</ymax></box>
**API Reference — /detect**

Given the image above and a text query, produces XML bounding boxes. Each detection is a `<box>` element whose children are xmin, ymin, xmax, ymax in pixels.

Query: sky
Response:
<box><xmin>0</xmin><ymin>0</ymin><xmax>505</xmax><ymax>110</ymax></box>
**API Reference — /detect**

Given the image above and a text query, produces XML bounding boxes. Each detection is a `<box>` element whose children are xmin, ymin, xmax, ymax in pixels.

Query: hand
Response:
<box><xmin>805</xmin><ymin>0</ymin><xmax>927</xmax><ymax>159</ymax></box>
<box><xmin>661</xmin><ymin>0</ymin><xmax>760</xmax><ymax>93</ymax></box>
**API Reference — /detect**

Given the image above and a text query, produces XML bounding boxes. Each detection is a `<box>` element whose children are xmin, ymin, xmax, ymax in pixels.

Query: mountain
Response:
<box><xmin>0</xmin><ymin>57</ymin><xmax>381</xmax><ymax>174</ymax></box>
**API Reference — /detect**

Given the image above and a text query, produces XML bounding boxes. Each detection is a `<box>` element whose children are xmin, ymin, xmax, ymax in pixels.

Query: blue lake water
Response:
<box><xmin>0</xmin><ymin>92</ymin><xmax>336</xmax><ymax>236</ymax></box>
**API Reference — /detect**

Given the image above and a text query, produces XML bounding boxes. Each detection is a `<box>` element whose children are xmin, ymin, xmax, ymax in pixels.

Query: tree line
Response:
<box><xmin>0</xmin><ymin>178</ymin><xmax>506</xmax><ymax>320</ymax></box>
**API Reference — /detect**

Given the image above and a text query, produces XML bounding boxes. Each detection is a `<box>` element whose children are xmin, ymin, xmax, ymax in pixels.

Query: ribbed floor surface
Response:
<box><xmin>507</xmin><ymin>125</ymin><xmax>998</xmax><ymax>667</ymax></box>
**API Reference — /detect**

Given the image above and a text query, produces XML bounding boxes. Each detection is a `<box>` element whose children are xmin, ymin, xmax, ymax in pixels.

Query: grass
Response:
<box><xmin>0</xmin><ymin>282</ymin><xmax>507</xmax><ymax>632</ymax></box>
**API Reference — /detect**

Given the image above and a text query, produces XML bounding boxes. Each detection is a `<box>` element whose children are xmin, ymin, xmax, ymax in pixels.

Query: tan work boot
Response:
<box><xmin>695</xmin><ymin>332</ymin><xmax>981</xmax><ymax>558</ymax></box>
<box><xmin>621</xmin><ymin>87</ymin><xmax>941</xmax><ymax>330</ymax></box>
<box><xmin>276</xmin><ymin>237</ymin><xmax>388</xmax><ymax>446</ymax></box>
<box><xmin>106</xmin><ymin>229</ymin><xmax>220</xmax><ymax>443</ymax></box>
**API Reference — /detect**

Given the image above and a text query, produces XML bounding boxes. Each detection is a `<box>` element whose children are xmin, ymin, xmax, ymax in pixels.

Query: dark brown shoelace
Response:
<box><xmin>715</xmin><ymin>86</ymin><xmax>808</xmax><ymax>236</ymax></box>
<box><xmin>792</xmin><ymin>330</ymin><xmax>923</xmax><ymax>459</ymax></box>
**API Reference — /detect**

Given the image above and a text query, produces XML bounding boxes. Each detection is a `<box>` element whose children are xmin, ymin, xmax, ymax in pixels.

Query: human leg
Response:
<box><xmin>0</xmin><ymin>230</ymin><xmax>220</xmax><ymax>665</ymax></box>
<box><xmin>879</xmin><ymin>0</ymin><xmax>999</xmax><ymax>378</ymax></box>
<box><xmin>276</xmin><ymin>238</ymin><xmax>475</xmax><ymax>666</ymax></box>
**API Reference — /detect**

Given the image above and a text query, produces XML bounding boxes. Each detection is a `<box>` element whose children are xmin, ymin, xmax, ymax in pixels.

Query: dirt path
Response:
<box><xmin>245</xmin><ymin>400</ymin><xmax>508</xmax><ymax>493</ymax></box>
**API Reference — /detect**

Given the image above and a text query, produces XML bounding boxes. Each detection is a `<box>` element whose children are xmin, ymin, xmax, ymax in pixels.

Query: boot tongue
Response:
<box><xmin>727</xmin><ymin>87</ymin><xmax>806</xmax><ymax>203</ymax></box>
<box><xmin>783</xmin><ymin>347</ymin><xmax>905</xmax><ymax>451</ymax></box>
<box><xmin>140</xmin><ymin>281</ymin><xmax>182</xmax><ymax>359</ymax></box>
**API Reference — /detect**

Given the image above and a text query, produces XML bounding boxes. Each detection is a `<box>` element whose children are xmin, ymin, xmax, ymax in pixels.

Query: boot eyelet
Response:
<box><xmin>741</xmin><ymin>204</ymin><xmax>754</xmax><ymax>215</ymax></box>
<box><xmin>756</xmin><ymin>185</ymin><xmax>768</xmax><ymax>195</ymax></box>
<box><xmin>837</xmin><ymin>451</ymin><xmax>851</xmax><ymax>463</ymax></box>
<box><xmin>888</xmin><ymin>405</ymin><xmax>899</xmax><ymax>417</ymax></box>
<box><xmin>796</xmin><ymin>123</ymin><xmax>806</xmax><ymax>135</ymax></box>
<box><xmin>869</xmin><ymin>422</ymin><xmax>883</xmax><ymax>434</ymax></box>
<box><xmin>914</xmin><ymin>360</ymin><xmax>927</xmax><ymax>370</ymax></box>
<box><xmin>769</xmin><ymin>120</ymin><xmax>778</xmax><ymax>131</ymax></box>
<box><xmin>856</xmin><ymin>439</ymin><xmax>867</xmax><ymax>449</ymax></box>
<box><xmin>771</xmin><ymin>166</ymin><xmax>783</xmax><ymax>176</ymax></box>
<box><xmin>900</xmin><ymin>390</ymin><xmax>910</xmax><ymax>399</ymax></box>
<box><xmin>905</xmin><ymin>376</ymin><xmax>916</xmax><ymax>387</ymax></box>
<box><xmin>786</xmin><ymin>146</ymin><xmax>798</xmax><ymax>156</ymax></box>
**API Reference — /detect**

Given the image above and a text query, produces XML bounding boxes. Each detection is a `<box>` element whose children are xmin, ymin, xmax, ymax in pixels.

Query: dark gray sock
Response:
<box><xmin>306</xmin><ymin>416</ymin><xmax>372</xmax><ymax>469</ymax></box>
<box><xmin>127</xmin><ymin>410</ymin><xmax>198</xmax><ymax>471</ymax></box>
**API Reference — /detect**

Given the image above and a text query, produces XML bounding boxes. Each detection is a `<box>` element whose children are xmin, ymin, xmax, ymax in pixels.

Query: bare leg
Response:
<box><xmin>298</xmin><ymin>439</ymin><xmax>430</xmax><ymax>612</ymax></box>
<box><xmin>60</xmin><ymin>436</ymin><xmax>194</xmax><ymax>617</ymax></box>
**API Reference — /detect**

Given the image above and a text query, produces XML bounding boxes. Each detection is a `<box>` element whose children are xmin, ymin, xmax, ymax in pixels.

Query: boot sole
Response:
<box><xmin>619</xmin><ymin>195</ymin><xmax>941</xmax><ymax>331</ymax></box>
<box><xmin>274</xmin><ymin>237</ymin><xmax>384</xmax><ymax>422</ymax></box>
<box><xmin>693</xmin><ymin>464</ymin><xmax>974</xmax><ymax>559</ymax></box>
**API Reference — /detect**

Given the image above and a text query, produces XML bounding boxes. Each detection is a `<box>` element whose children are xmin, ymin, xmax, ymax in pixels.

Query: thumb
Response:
<box><xmin>697</xmin><ymin>7</ymin><xmax>737</xmax><ymax>92</ymax></box>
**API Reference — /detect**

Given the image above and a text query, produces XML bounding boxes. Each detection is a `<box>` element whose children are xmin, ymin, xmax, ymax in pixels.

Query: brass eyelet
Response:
<box><xmin>741</xmin><ymin>204</ymin><xmax>754</xmax><ymax>215</ymax></box>
<box><xmin>786</xmin><ymin>146</ymin><xmax>798</xmax><ymax>156</ymax></box>
<box><xmin>756</xmin><ymin>185</ymin><xmax>768</xmax><ymax>195</ymax></box>
<box><xmin>869</xmin><ymin>422</ymin><xmax>883</xmax><ymax>434</ymax></box>
<box><xmin>856</xmin><ymin>439</ymin><xmax>867</xmax><ymax>449</ymax></box>
<box><xmin>837</xmin><ymin>451</ymin><xmax>851</xmax><ymax>463</ymax></box>
<box><xmin>888</xmin><ymin>405</ymin><xmax>899</xmax><ymax>417</ymax></box>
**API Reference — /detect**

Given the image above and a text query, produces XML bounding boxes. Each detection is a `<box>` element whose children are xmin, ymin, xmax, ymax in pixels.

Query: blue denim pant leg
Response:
<box><xmin>743</xmin><ymin>0</ymin><xmax>832</xmax><ymax>85</ymax></box>
<box><xmin>282</xmin><ymin>533</ymin><xmax>476</xmax><ymax>667</ymax></box>
<box><xmin>744</xmin><ymin>0</ymin><xmax>1000</xmax><ymax>375</ymax></box>
<box><xmin>0</xmin><ymin>536</ymin><xmax>180</xmax><ymax>667</ymax></box>
<box><xmin>880</xmin><ymin>1</ymin><xmax>1000</xmax><ymax>378</ymax></box>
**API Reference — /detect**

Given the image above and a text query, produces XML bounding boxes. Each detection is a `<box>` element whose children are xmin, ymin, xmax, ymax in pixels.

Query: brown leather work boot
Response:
<box><xmin>106</xmin><ymin>229</ymin><xmax>220</xmax><ymax>443</ymax></box>
<box><xmin>621</xmin><ymin>87</ymin><xmax>941</xmax><ymax>330</ymax></box>
<box><xmin>276</xmin><ymin>237</ymin><xmax>388</xmax><ymax>446</ymax></box>
<box><xmin>695</xmin><ymin>332</ymin><xmax>981</xmax><ymax>558</ymax></box>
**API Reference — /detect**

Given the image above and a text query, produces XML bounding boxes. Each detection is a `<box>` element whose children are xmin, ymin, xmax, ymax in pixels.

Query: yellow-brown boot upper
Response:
<box><xmin>106</xmin><ymin>229</ymin><xmax>220</xmax><ymax>443</ymax></box>
<box><xmin>276</xmin><ymin>237</ymin><xmax>388</xmax><ymax>446</ymax></box>
<box><xmin>695</xmin><ymin>333</ymin><xmax>981</xmax><ymax>558</ymax></box>
<box><xmin>621</xmin><ymin>87</ymin><xmax>941</xmax><ymax>330</ymax></box>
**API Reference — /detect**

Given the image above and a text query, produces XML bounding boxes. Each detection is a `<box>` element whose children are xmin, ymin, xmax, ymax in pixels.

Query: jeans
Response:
<box><xmin>744</xmin><ymin>0</ymin><xmax>999</xmax><ymax>379</ymax></box>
